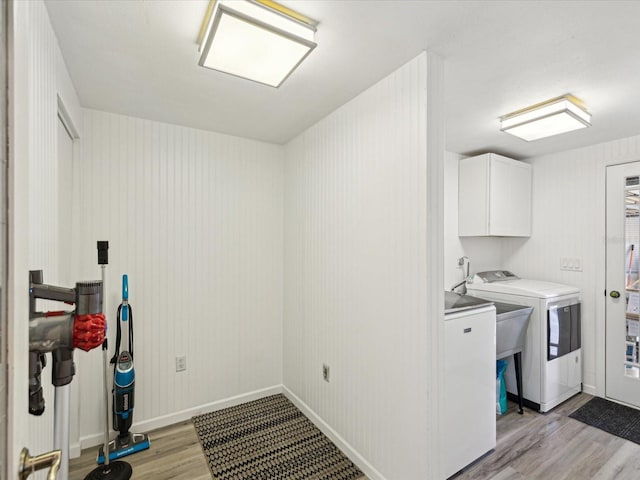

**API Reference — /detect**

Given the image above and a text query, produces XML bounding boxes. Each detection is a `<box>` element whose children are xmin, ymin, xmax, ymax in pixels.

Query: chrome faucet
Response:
<box><xmin>450</xmin><ymin>256</ymin><xmax>471</xmax><ymax>294</ymax></box>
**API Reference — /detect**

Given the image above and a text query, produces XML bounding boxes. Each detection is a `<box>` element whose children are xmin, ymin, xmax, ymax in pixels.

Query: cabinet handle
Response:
<box><xmin>610</xmin><ymin>290</ymin><xmax>621</xmax><ymax>298</ymax></box>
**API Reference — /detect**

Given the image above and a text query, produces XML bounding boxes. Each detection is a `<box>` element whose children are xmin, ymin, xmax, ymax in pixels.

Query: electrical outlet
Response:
<box><xmin>322</xmin><ymin>364</ymin><xmax>330</xmax><ymax>382</ymax></box>
<box><xmin>176</xmin><ymin>355</ymin><xmax>187</xmax><ymax>372</ymax></box>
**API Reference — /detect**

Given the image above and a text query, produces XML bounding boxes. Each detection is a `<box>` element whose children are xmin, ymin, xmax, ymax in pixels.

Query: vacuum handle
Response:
<box><xmin>122</xmin><ymin>275</ymin><xmax>128</xmax><ymax>302</ymax></box>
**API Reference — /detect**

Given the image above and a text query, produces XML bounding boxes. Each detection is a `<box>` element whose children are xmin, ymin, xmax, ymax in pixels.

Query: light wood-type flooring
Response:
<box><xmin>69</xmin><ymin>393</ymin><xmax>640</xmax><ymax>479</ymax></box>
<box><xmin>69</xmin><ymin>420</ymin><xmax>211</xmax><ymax>480</ymax></box>
<box><xmin>453</xmin><ymin>393</ymin><xmax>640</xmax><ymax>480</ymax></box>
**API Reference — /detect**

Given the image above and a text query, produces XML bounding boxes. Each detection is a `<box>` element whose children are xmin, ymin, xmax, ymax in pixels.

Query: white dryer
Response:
<box><xmin>467</xmin><ymin>270</ymin><xmax>581</xmax><ymax>412</ymax></box>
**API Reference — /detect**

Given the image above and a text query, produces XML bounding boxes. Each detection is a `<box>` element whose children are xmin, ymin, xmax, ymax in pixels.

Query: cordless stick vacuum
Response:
<box><xmin>85</xmin><ymin>241</ymin><xmax>132</xmax><ymax>480</ymax></box>
<box><xmin>97</xmin><ymin>273</ymin><xmax>150</xmax><ymax>463</ymax></box>
<box><xmin>28</xmin><ymin>270</ymin><xmax>106</xmax><ymax>480</ymax></box>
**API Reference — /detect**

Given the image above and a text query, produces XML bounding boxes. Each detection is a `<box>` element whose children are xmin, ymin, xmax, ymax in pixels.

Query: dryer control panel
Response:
<box><xmin>471</xmin><ymin>270</ymin><xmax>519</xmax><ymax>283</ymax></box>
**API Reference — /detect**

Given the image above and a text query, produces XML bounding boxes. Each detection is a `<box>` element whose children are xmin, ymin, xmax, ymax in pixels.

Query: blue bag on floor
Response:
<box><xmin>496</xmin><ymin>359</ymin><xmax>508</xmax><ymax>415</ymax></box>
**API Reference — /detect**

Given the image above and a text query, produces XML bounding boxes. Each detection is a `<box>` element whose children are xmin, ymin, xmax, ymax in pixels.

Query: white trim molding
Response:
<box><xmin>75</xmin><ymin>385</ymin><xmax>283</xmax><ymax>452</ymax></box>
<box><xmin>283</xmin><ymin>386</ymin><xmax>387</xmax><ymax>480</ymax></box>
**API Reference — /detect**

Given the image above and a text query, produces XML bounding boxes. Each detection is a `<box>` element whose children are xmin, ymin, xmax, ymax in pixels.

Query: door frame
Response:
<box><xmin>596</xmin><ymin>158</ymin><xmax>640</xmax><ymax>399</ymax></box>
<box><xmin>56</xmin><ymin>99</ymin><xmax>82</xmax><ymax>459</ymax></box>
<box><xmin>7</xmin><ymin>0</ymin><xmax>32</xmax><ymax>476</ymax></box>
<box><xmin>602</xmin><ymin>161</ymin><xmax>640</xmax><ymax>408</ymax></box>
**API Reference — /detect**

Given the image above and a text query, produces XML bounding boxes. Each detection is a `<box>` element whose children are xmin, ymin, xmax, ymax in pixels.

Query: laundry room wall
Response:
<box><xmin>16</xmin><ymin>0</ymin><xmax>84</xmax><ymax>476</ymax></box>
<box><xmin>73</xmin><ymin>109</ymin><xmax>285</xmax><ymax>448</ymax></box>
<box><xmin>283</xmin><ymin>52</ymin><xmax>443</xmax><ymax>480</ymax></box>
<box><xmin>501</xmin><ymin>133</ymin><xmax>640</xmax><ymax>396</ymax></box>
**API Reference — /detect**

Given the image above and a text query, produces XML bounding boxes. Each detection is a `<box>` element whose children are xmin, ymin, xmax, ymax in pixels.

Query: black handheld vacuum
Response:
<box><xmin>97</xmin><ymin>273</ymin><xmax>151</xmax><ymax>464</ymax></box>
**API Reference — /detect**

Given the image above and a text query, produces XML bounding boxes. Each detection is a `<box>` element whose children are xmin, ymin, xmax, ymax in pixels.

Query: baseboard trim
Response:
<box><xmin>282</xmin><ymin>386</ymin><xmax>387</xmax><ymax>480</ymax></box>
<box><xmin>582</xmin><ymin>383</ymin><xmax>597</xmax><ymax>396</ymax></box>
<box><xmin>70</xmin><ymin>443</ymin><xmax>81</xmax><ymax>459</ymax></box>
<box><xmin>78</xmin><ymin>385</ymin><xmax>283</xmax><ymax>451</ymax></box>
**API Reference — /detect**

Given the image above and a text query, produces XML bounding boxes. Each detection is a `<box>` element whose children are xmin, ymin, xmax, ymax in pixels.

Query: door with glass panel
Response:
<box><xmin>606</xmin><ymin>162</ymin><xmax>640</xmax><ymax>408</ymax></box>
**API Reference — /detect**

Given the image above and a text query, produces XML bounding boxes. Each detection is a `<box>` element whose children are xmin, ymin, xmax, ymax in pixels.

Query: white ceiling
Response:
<box><xmin>46</xmin><ymin>0</ymin><xmax>640</xmax><ymax>159</ymax></box>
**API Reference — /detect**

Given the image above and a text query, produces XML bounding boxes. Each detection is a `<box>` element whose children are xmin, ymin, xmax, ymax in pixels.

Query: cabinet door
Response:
<box><xmin>489</xmin><ymin>156</ymin><xmax>531</xmax><ymax>236</ymax></box>
<box><xmin>443</xmin><ymin>309</ymin><xmax>496</xmax><ymax>478</ymax></box>
<box><xmin>458</xmin><ymin>153</ymin><xmax>532</xmax><ymax>237</ymax></box>
<box><xmin>458</xmin><ymin>155</ymin><xmax>490</xmax><ymax>236</ymax></box>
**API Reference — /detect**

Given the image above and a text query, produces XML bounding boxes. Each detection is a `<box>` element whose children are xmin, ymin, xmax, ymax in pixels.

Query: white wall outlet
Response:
<box><xmin>322</xmin><ymin>364</ymin><xmax>330</xmax><ymax>382</ymax></box>
<box><xmin>176</xmin><ymin>355</ymin><xmax>187</xmax><ymax>372</ymax></box>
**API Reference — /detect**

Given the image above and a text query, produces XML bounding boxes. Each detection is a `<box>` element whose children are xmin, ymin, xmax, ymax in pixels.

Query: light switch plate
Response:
<box><xmin>560</xmin><ymin>257</ymin><xmax>582</xmax><ymax>272</ymax></box>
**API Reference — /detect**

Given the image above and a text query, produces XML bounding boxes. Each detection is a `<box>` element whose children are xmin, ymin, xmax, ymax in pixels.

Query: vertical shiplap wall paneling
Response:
<box><xmin>283</xmin><ymin>53</ymin><xmax>433</xmax><ymax>480</ymax></box>
<box><xmin>75</xmin><ymin>109</ymin><xmax>284</xmax><ymax>447</ymax></box>
<box><xmin>501</xmin><ymin>133</ymin><xmax>640</xmax><ymax>395</ymax></box>
<box><xmin>425</xmin><ymin>51</ymin><xmax>445</xmax><ymax>480</ymax></box>
<box><xmin>26</xmin><ymin>1</ymin><xmax>59</xmax><ymax>473</ymax></box>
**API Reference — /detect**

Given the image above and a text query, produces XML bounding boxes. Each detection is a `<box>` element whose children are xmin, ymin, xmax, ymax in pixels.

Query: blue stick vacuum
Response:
<box><xmin>97</xmin><ymin>274</ymin><xmax>150</xmax><ymax>464</ymax></box>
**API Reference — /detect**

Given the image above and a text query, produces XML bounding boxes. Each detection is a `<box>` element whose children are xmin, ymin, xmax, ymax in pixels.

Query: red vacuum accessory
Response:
<box><xmin>73</xmin><ymin>313</ymin><xmax>106</xmax><ymax>351</ymax></box>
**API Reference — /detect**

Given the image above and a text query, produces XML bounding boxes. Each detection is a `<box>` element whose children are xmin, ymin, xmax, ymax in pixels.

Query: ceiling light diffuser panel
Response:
<box><xmin>199</xmin><ymin>0</ymin><xmax>317</xmax><ymax>88</ymax></box>
<box><xmin>500</xmin><ymin>95</ymin><xmax>591</xmax><ymax>141</ymax></box>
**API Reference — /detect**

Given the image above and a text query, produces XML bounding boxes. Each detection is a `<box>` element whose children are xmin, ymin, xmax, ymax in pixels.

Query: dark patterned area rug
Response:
<box><xmin>192</xmin><ymin>394</ymin><xmax>364</xmax><ymax>480</ymax></box>
<box><xmin>569</xmin><ymin>396</ymin><xmax>640</xmax><ymax>445</ymax></box>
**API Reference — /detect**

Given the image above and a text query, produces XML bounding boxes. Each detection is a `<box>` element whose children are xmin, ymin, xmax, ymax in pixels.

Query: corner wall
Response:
<box><xmin>283</xmin><ymin>52</ymin><xmax>441</xmax><ymax>480</ymax></box>
<box><xmin>73</xmin><ymin>109</ymin><xmax>285</xmax><ymax>447</ymax></box>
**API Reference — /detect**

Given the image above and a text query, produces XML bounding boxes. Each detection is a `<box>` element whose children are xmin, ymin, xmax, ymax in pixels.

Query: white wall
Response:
<box><xmin>283</xmin><ymin>52</ymin><xmax>442</xmax><ymax>480</ymax></box>
<box><xmin>502</xmin><ymin>133</ymin><xmax>640</xmax><ymax>396</ymax></box>
<box><xmin>15</xmin><ymin>2</ymin><xmax>83</xmax><ymax>477</ymax></box>
<box><xmin>74</xmin><ymin>109</ymin><xmax>284</xmax><ymax>447</ymax></box>
<box><xmin>443</xmin><ymin>152</ymin><xmax>502</xmax><ymax>288</ymax></box>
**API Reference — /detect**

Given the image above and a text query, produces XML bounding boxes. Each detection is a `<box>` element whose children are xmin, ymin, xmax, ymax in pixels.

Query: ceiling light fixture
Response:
<box><xmin>198</xmin><ymin>0</ymin><xmax>318</xmax><ymax>88</ymax></box>
<box><xmin>500</xmin><ymin>94</ymin><xmax>591</xmax><ymax>142</ymax></box>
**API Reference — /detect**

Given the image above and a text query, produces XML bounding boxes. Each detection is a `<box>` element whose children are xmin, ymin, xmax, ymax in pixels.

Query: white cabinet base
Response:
<box><xmin>443</xmin><ymin>305</ymin><xmax>496</xmax><ymax>478</ymax></box>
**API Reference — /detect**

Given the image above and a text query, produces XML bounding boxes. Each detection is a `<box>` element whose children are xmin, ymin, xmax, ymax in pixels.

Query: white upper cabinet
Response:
<box><xmin>458</xmin><ymin>153</ymin><xmax>532</xmax><ymax>237</ymax></box>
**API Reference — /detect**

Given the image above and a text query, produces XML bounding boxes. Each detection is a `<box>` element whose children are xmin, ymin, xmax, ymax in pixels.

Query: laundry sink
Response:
<box><xmin>444</xmin><ymin>291</ymin><xmax>493</xmax><ymax>314</ymax></box>
<box><xmin>494</xmin><ymin>302</ymin><xmax>533</xmax><ymax>359</ymax></box>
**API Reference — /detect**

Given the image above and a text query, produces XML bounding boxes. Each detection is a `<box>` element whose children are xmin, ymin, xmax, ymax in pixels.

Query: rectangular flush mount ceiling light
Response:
<box><xmin>500</xmin><ymin>94</ymin><xmax>591</xmax><ymax>141</ymax></box>
<box><xmin>198</xmin><ymin>0</ymin><xmax>318</xmax><ymax>87</ymax></box>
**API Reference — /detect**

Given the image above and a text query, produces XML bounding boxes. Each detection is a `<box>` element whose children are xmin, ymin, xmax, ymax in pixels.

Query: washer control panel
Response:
<box><xmin>473</xmin><ymin>270</ymin><xmax>519</xmax><ymax>283</ymax></box>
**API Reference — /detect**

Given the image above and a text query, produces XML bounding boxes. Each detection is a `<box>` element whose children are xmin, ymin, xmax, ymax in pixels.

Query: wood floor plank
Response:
<box><xmin>70</xmin><ymin>393</ymin><xmax>640</xmax><ymax>480</ymax></box>
<box><xmin>453</xmin><ymin>393</ymin><xmax>640</xmax><ymax>480</ymax></box>
<box><xmin>69</xmin><ymin>420</ymin><xmax>210</xmax><ymax>480</ymax></box>
<box><xmin>69</xmin><ymin>418</ymin><xmax>368</xmax><ymax>480</ymax></box>
<box><xmin>486</xmin><ymin>466</ymin><xmax>525</xmax><ymax>480</ymax></box>
<box><xmin>590</xmin><ymin>441</ymin><xmax>640</xmax><ymax>480</ymax></box>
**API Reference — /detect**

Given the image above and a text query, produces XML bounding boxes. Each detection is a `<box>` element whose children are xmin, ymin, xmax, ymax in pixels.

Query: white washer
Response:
<box><xmin>467</xmin><ymin>270</ymin><xmax>582</xmax><ymax>412</ymax></box>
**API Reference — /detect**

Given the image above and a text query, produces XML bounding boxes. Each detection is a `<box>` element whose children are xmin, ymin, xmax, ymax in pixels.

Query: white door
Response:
<box><xmin>606</xmin><ymin>162</ymin><xmax>640</xmax><ymax>408</ymax></box>
<box><xmin>0</xmin><ymin>1</ymin><xmax>7</xmax><ymax>477</ymax></box>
